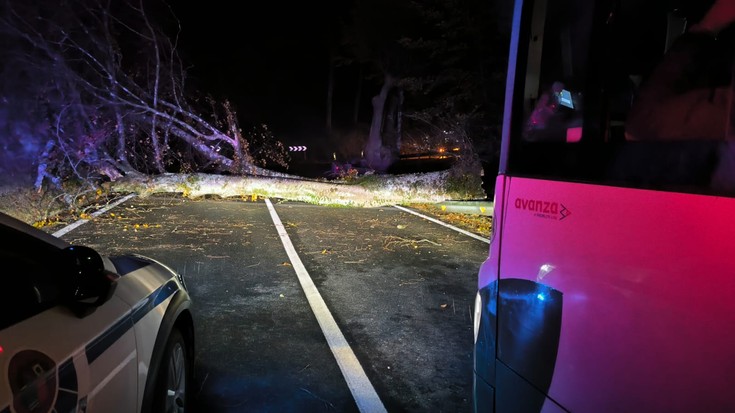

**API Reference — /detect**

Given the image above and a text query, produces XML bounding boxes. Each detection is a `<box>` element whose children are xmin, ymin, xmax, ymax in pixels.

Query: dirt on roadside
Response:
<box><xmin>409</xmin><ymin>203</ymin><xmax>492</xmax><ymax>239</ymax></box>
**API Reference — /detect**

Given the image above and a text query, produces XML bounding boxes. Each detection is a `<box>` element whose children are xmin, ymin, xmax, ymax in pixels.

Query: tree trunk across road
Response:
<box><xmin>109</xmin><ymin>171</ymin><xmax>485</xmax><ymax>208</ymax></box>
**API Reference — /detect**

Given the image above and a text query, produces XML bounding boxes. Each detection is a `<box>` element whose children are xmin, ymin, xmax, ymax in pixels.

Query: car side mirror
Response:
<box><xmin>61</xmin><ymin>245</ymin><xmax>120</xmax><ymax>317</ymax></box>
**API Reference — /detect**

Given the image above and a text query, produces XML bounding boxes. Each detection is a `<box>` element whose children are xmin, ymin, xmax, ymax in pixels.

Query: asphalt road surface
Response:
<box><xmin>60</xmin><ymin>194</ymin><xmax>490</xmax><ymax>412</ymax></box>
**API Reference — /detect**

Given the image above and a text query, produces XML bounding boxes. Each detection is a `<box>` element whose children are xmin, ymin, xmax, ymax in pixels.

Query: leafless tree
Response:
<box><xmin>0</xmin><ymin>0</ymin><xmax>280</xmax><ymax>195</ymax></box>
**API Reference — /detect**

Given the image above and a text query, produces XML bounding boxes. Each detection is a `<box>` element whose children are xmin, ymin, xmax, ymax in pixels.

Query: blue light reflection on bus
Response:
<box><xmin>496</xmin><ymin>278</ymin><xmax>563</xmax><ymax>404</ymax></box>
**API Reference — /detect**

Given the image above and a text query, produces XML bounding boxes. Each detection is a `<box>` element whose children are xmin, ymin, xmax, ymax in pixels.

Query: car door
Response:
<box><xmin>0</xmin><ymin>224</ymin><xmax>138</xmax><ymax>413</ymax></box>
<box><xmin>0</xmin><ymin>300</ymin><xmax>139</xmax><ymax>413</ymax></box>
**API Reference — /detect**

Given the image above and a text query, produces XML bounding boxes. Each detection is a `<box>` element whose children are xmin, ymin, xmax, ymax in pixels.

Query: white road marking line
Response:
<box><xmin>264</xmin><ymin>198</ymin><xmax>387</xmax><ymax>413</ymax></box>
<box><xmin>53</xmin><ymin>194</ymin><xmax>137</xmax><ymax>237</ymax></box>
<box><xmin>393</xmin><ymin>205</ymin><xmax>490</xmax><ymax>244</ymax></box>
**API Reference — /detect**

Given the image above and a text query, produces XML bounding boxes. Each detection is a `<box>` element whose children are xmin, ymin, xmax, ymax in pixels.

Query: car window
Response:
<box><xmin>0</xmin><ymin>224</ymin><xmax>63</xmax><ymax>330</ymax></box>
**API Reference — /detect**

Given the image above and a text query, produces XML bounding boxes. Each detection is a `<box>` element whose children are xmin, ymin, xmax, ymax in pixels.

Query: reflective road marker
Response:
<box><xmin>264</xmin><ymin>199</ymin><xmax>387</xmax><ymax>413</ymax></box>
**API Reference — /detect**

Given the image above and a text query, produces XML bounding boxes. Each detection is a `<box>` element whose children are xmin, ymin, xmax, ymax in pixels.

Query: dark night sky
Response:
<box><xmin>170</xmin><ymin>1</ymin><xmax>357</xmax><ymax>145</ymax></box>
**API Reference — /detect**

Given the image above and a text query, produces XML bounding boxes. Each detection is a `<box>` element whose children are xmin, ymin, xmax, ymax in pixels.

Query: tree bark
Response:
<box><xmin>364</xmin><ymin>74</ymin><xmax>402</xmax><ymax>172</ymax></box>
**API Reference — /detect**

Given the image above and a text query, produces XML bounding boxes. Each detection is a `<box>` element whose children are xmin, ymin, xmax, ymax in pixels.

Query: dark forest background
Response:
<box><xmin>0</xmin><ymin>0</ymin><xmax>512</xmax><ymax>200</ymax></box>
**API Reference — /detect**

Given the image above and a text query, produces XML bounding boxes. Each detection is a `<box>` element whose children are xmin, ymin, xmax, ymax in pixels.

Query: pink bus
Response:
<box><xmin>472</xmin><ymin>0</ymin><xmax>735</xmax><ymax>411</ymax></box>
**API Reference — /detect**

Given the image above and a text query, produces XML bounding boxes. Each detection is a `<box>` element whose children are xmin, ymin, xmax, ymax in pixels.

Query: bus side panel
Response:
<box><xmin>474</xmin><ymin>174</ymin><xmax>508</xmax><ymax>413</ymax></box>
<box><xmin>496</xmin><ymin>177</ymin><xmax>735</xmax><ymax>412</ymax></box>
<box><xmin>479</xmin><ymin>174</ymin><xmax>508</xmax><ymax>290</ymax></box>
<box><xmin>496</xmin><ymin>361</ymin><xmax>566</xmax><ymax>413</ymax></box>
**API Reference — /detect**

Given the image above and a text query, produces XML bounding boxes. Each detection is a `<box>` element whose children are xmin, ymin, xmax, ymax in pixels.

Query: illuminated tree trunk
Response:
<box><xmin>364</xmin><ymin>74</ymin><xmax>403</xmax><ymax>172</ymax></box>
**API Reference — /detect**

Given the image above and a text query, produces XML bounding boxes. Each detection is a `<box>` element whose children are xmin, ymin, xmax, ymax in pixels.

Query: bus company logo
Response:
<box><xmin>514</xmin><ymin>198</ymin><xmax>571</xmax><ymax>220</ymax></box>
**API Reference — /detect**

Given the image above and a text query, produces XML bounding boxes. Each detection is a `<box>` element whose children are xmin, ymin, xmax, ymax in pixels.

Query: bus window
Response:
<box><xmin>521</xmin><ymin>0</ymin><xmax>592</xmax><ymax>143</ymax></box>
<box><xmin>508</xmin><ymin>0</ymin><xmax>735</xmax><ymax>197</ymax></box>
<box><xmin>509</xmin><ymin>0</ymin><xmax>611</xmax><ymax>184</ymax></box>
<box><xmin>621</xmin><ymin>2</ymin><xmax>735</xmax><ymax>194</ymax></box>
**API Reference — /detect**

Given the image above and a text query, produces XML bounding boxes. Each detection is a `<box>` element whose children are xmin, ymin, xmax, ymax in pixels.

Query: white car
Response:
<box><xmin>0</xmin><ymin>211</ymin><xmax>195</xmax><ymax>413</ymax></box>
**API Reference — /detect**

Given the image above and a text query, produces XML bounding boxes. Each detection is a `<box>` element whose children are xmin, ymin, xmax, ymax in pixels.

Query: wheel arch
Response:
<box><xmin>140</xmin><ymin>288</ymin><xmax>195</xmax><ymax>413</ymax></box>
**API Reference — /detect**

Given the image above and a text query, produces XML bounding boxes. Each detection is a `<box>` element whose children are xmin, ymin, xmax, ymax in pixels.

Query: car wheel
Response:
<box><xmin>154</xmin><ymin>328</ymin><xmax>189</xmax><ymax>413</ymax></box>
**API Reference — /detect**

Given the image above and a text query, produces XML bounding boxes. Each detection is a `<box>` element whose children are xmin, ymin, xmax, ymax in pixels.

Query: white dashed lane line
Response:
<box><xmin>52</xmin><ymin>194</ymin><xmax>137</xmax><ymax>238</ymax></box>
<box><xmin>264</xmin><ymin>198</ymin><xmax>387</xmax><ymax>413</ymax></box>
<box><xmin>392</xmin><ymin>205</ymin><xmax>490</xmax><ymax>244</ymax></box>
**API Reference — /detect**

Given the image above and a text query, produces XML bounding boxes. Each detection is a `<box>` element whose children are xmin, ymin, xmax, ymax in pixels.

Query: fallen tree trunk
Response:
<box><xmin>109</xmin><ymin>170</ymin><xmax>485</xmax><ymax>208</ymax></box>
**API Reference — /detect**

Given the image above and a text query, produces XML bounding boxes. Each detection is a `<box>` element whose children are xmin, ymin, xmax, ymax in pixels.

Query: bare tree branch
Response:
<box><xmin>1</xmin><ymin>0</ymin><xmax>288</xmax><ymax>203</ymax></box>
